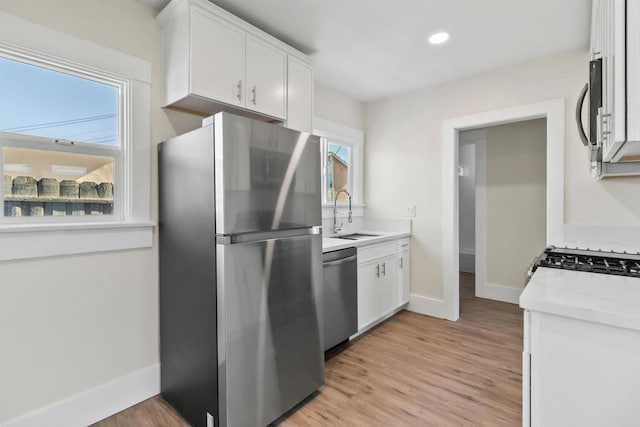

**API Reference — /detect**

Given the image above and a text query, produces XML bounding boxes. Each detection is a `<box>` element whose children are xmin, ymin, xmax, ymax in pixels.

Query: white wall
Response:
<box><xmin>315</xmin><ymin>82</ymin><xmax>365</xmax><ymax>131</ymax></box>
<box><xmin>458</xmin><ymin>138</ymin><xmax>476</xmax><ymax>273</ymax></box>
<box><xmin>484</xmin><ymin>119</ymin><xmax>547</xmax><ymax>288</ymax></box>
<box><xmin>364</xmin><ymin>49</ymin><xmax>640</xmax><ymax>299</ymax></box>
<box><xmin>0</xmin><ymin>0</ymin><xmax>201</xmax><ymax>423</ymax></box>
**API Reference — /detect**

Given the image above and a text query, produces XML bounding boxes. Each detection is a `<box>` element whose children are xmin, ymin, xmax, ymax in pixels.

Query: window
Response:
<box><xmin>0</xmin><ymin>52</ymin><xmax>123</xmax><ymax>221</ymax></box>
<box><xmin>316</xmin><ymin>118</ymin><xmax>364</xmax><ymax>207</ymax></box>
<box><xmin>324</xmin><ymin>141</ymin><xmax>352</xmax><ymax>202</ymax></box>
<box><xmin>0</xmin><ymin>12</ymin><xmax>153</xmax><ymax>261</ymax></box>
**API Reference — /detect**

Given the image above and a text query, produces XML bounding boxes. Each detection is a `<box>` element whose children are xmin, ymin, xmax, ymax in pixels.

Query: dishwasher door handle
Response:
<box><xmin>323</xmin><ymin>254</ymin><xmax>358</xmax><ymax>267</ymax></box>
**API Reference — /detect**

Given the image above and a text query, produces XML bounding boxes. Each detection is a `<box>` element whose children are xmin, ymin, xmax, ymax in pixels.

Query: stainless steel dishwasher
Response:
<box><xmin>322</xmin><ymin>247</ymin><xmax>358</xmax><ymax>351</ymax></box>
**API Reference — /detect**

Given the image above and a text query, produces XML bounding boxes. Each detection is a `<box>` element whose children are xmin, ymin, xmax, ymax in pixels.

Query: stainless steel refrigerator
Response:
<box><xmin>158</xmin><ymin>112</ymin><xmax>324</xmax><ymax>427</ymax></box>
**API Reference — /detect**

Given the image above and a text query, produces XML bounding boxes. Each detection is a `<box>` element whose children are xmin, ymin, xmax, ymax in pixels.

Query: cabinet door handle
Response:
<box><xmin>236</xmin><ymin>80</ymin><xmax>242</xmax><ymax>101</ymax></box>
<box><xmin>251</xmin><ymin>86</ymin><xmax>257</xmax><ymax>105</ymax></box>
<box><xmin>400</xmin><ymin>258</ymin><xmax>404</xmax><ymax>269</ymax></box>
<box><xmin>381</xmin><ymin>262</ymin><xmax>386</xmax><ymax>276</ymax></box>
<box><xmin>375</xmin><ymin>264</ymin><xmax>380</xmax><ymax>278</ymax></box>
<box><xmin>576</xmin><ymin>83</ymin><xmax>589</xmax><ymax>147</ymax></box>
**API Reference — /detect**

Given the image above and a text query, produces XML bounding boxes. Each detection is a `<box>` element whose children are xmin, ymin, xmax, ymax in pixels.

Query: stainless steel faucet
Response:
<box><xmin>333</xmin><ymin>189</ymin><xmax>352</xmax><ymax>234</ymax></box>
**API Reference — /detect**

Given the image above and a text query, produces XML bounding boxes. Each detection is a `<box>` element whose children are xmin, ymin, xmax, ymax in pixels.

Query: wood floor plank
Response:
<box><xmin>94</xmin><ymin>273</ymin><xmax>523</xmax><ymax>426</ymax></box>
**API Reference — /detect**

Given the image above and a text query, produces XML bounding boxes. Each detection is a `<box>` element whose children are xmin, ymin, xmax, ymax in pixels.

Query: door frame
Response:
<box><xmin>442</xmin><ymin>99</ymin><xmax>565</xmax><ymax>321</ymax></box>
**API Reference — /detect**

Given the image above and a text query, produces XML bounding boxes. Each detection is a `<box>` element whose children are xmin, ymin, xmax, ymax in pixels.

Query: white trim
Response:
<box><xmin>407</xmin><ymin>294</ymin><xmax>449</xmax><ymax>319</ymax></box>
<box><xmin>0</xmin><ymin>222</ymin><xmax>154</xmax><ymax>261</ymax></box>
<box><xmin>475</xmin><ymin>282</ymin><xmax>522</xmax><ymax>305</ymax></box>
<box><xmin>442</xmin><ymin>98</ymin><xmax>565</xmax><ymax>321</ymax></box>
<box><xmin>2</xmin><ymin>364</ymin><xmax>160</xmax><ymax>427</ymax></box>
<box><xmin>313</xmin><ymin>117</ymin><xmax>365</xmax><ymax>143</ymax></box>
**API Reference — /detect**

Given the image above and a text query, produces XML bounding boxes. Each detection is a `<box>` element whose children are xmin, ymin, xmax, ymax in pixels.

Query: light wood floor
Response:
<box><xmin>94</xmin><ymin>272</ymin><xmax>523</xmax><ymax>426</ymax></box>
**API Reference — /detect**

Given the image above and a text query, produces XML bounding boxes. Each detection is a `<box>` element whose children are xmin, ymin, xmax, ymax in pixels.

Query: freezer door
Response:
<box><xmin>214</xmin><ymin>112</ymin><xmax>321</xmax><ymax>235</ymax></box>
<box><xmin>217</xmin><ymin>233</ymin><xmax>324</xmax><ymax>427</ymax></box>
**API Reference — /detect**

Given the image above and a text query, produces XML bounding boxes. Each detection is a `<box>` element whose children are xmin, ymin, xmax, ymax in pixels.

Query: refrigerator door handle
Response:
<box><xmin>216</xmin><ymin>226</ymin><xmax>322</xmax><ymax>245</ymax></box>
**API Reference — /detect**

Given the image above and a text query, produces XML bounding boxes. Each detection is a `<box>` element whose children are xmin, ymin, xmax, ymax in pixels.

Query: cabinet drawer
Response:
<box><xmin>397</xmin><ymin>238</ymin><xmax>410</xmax><ymax>253</ymax></box>
<box><xmin>358</xmin><ymin>242</ymin><xmax>396</xmax><ymax>264</ymax></box>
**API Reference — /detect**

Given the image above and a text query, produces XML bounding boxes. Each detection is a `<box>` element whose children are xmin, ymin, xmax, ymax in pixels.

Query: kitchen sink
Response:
<box><xmin>335</xmin><ymin>233</ymin><xmax>381</xmax><ymax>240</ymax></box>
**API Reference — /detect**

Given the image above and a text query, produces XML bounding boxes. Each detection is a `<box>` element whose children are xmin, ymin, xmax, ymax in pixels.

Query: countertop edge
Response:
<box><xmin>322</xmin><ymin>231</ymin><xmax>411</xmax><ymax>253</ymax></box>
<box><xmin>520</xmin><ymin>274</ymin><xmax>640</xmax><ymax>332</ymax></box>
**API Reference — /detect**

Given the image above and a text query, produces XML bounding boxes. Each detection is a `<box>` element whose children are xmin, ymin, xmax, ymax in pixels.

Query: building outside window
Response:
<box><xmin>326</xmin><ymin>141</ymin><xmax>351</xmax><ymax>202</ymax></box>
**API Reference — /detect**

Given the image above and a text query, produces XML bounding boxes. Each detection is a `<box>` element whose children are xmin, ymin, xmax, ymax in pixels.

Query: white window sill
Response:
<box><xmin>0</xmin><ymin>220</ymin><xmax>155</xmax><ymax>261</ymax></box>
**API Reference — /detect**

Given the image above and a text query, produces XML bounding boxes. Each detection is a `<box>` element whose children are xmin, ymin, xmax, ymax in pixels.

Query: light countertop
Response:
<box><xmin>322</xmin><ymin>230</ymin><xmax>411</xmax><ymax>253</ymax></box>
<box><xmin>520</xmin><ymin>267</ymin><xmax>640</xmax><ymax>331</ymax></box>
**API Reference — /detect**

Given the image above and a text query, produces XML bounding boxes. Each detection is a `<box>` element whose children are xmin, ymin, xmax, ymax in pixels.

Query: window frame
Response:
<box><xmin>0</xmin><ymin>11</ymin><xmax>153</xmax><ymax>261</ymax></box>
<box><xmin>0</xmin><ymin>48</ymin><xmax>127</xmax><ymax>223</ymax></box>
<box><xmin>314</xmin><ymin>118</ymin><xmax>364</xmax><ymax>208</ymax></box>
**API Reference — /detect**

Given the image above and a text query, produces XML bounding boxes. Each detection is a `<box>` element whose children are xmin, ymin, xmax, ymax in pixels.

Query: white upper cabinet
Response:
<box><xmin>590</xmin><ymin>0</ymin><xmax>640</xmax><ymax>163</ymax></box>
<box><xmin>157</xmin><ymin>0</ymin><xmax>313</xmax><ymax>126</ymax></box>
<box><xmin>245</xmin><ymin>36</ymin><xmax>286</xmax><ymax>119</ymax></box>
<box><xmin>286</xmin><ymin>56</ymin><xmax>314</xmax><ymax>133</ymax></box>
<box><xmin>190</xmin><ymin>9</ymin><xmax>244</xmax><ymax>108</ymax></box>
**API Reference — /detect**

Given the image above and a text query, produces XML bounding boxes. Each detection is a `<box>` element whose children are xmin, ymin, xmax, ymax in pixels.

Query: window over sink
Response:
<box><xmin>315</xmin><ymin>118</ymin><xmax>364</xmax><ymax>207</ymax></box>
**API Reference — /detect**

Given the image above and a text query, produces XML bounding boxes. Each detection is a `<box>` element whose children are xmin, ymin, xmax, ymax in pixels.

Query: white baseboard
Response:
<box><xmin>476</xmin><ymin>282</ymin><xmax>522</xmax><ymax>304</ymax></box>
<box><xmin>407</xmin><ymin>294</ymin><xmax>449</xmax><ymax>319</ymax></box>
<box><xmin>3</xmin><ymin>364</ymin><xmax>160</xmax><ymax>427</ymax></box>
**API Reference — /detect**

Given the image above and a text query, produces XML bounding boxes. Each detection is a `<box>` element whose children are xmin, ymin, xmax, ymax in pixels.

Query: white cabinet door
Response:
<box><xmin>190</xmin><ymin>9</ymin><xmax>244</xmax><ymax>107</ymax></box>
<box><xmin>398</xmin><ymin>252</ymin><xmax>410</xmax><ymax>305</ymax></box>
<box><xmin>528</xmin><ymin>311</ymin><xmax>640</xmax><ymax>426</ymax></box>
<box><xmin>357</xmin><ymin>261</ymin><xmax>380</xmax><ymax>330</ymax></box>
<box><xmin>379</xmin><ymin>255</ymin><xmax>397</xmax><ymax>315</ymax></box>
<box><xmin>286</xmin><ymin>56</ymin><xmax>313</xmax><ymax>132</ymax></box>
<box><xmin>245</xmin><ymin>36</ymin><xmax>286</xmax><ymax>119</ymax></box>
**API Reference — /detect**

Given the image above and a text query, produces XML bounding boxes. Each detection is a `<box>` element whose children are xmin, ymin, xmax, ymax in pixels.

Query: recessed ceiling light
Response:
<box><xmin>428</xmin><ymin>32</ymin><xmax>450</xmax><ymax>45</ymax></box>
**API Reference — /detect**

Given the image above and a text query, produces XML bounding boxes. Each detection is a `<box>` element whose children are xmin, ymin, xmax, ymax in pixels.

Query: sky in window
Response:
<box><xmin>329</xmin><ymin>142</ymin><xmax>349</xmax><ymax>164</ymax></box>
<box><xmin>0</xmin><ymin>57</ymin><xmax>119</xmax><ymax>146</ymax></box>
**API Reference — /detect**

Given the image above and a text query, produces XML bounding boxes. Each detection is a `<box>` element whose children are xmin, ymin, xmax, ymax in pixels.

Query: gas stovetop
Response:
<box><xmin>530</xmin><ymin>246</ymin><xmax>640</xmax><ymax>279</ymax></box>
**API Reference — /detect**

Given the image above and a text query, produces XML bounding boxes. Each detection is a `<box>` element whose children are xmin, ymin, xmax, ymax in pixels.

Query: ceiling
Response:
<box><xmin>138</xmin><ymin>0</ymin><xmax>591</xmax><ymax>102</ymax></box>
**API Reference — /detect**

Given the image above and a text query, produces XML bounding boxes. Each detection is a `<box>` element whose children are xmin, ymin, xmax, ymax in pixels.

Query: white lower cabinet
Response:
<box><xmin>524</xmin><ymin>309</ymin><xmax>640</xmax><ymax>426</ymax></box>
<box><xmin>378</xmin><ymin>255</ymin><xmax>397</xmax><ymax>315</ymax></box>
<box><xmin>355</xmin><ymin>238</ymin><xmax>410</xmax><ymax>334</ymax></box>
<box><xmin>357</xmin><ymin>260</ymin><xmax>381</xmax><ymax>329</ymax></box>
<box><xmin>397</xmin><ymin>238</ymin><xmax>410</xmax><ymax>305</ymax></box>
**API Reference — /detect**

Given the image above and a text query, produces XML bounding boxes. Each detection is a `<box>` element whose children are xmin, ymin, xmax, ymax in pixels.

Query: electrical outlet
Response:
<box><xmin>407</xmin><ymin>205</ymin><xmax>416</xmax><ymax>217</ymax></box>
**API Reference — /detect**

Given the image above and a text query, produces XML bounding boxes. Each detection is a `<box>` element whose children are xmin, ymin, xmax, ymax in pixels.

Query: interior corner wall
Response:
<box><xmin>484</xmin><ymin>118</ymin><xmax>547</xmax><ymax>289</ymax></box>
<box><xmin>363</xmin><ymin>49</ymin><xmax>637</xmax><ymax>300</ymax></box>
<box><xmin>314</xmin><ymin>82</ymin><xmax>365</xmax><ymax>131</ymax></box>
<box><xmin>0</xmin><ymin>0</ymin><xmax>203</xmax><ymax>423</ymax></box>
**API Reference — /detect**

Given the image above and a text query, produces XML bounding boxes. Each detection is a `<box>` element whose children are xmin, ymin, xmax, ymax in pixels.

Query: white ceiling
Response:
<box><xmin>139</xmin><ymin>0</ymin><xmax>591</xmax><ymax>102</ymax></box>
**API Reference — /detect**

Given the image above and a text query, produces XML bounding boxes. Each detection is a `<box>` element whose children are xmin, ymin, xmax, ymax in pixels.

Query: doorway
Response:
<box><xmin>457</xmin><ymin>119</ymin><xmax>547</xmax><ymax>315</ymax></box>
<box><xmin>441</xmin><ymin>99</ymin><xmax>565</xmax><ymax>321</ymax></box>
